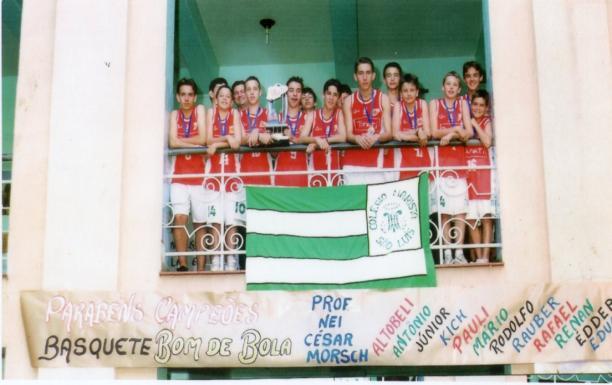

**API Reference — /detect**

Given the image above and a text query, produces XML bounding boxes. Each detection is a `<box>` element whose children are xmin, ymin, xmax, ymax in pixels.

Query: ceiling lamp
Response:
<box><xmin>259</xmin><ymin>18</ymin><xmax>275</xmax><ymax>45</ymax></box>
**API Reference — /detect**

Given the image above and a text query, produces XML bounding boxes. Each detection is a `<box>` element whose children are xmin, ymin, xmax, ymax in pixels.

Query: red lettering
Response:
<box><xmin>372</xmin><ymin>341</ymin><xmax>384</xmax><ymax>356</ymax></box>
<box><xmin>542</xmin><ymin>329</ymin><xmax>552</xmax><ymax>344</ymax></box>
<box><xmin>534</xmin><ymin>338</ymin><xmax>545</xmax><ymax>352</ymax></box>
<box><xmin>376</xmin><ymin>337</ymin><xmax>388</xmax><ymax>348</ymax></box>
<box><xmin>452</xmin><ymin>336</ymin><xmax>463</xmax><ymax>353</ymax></box>
<box><xmin>399</xmin><ymin>304</ymin><xmax>412</xmax><ymax>316</ymax></box>
<box><xmin>395</xmin><ymin>310</ymin><xmax>406</xmax><ymax>322</ymax></box>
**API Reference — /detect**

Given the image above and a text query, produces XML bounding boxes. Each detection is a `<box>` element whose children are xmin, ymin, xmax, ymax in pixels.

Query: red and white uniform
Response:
<box><xmin>274</xmin><ymin>112</ymin><xmax>308</xmax><ymax>187</ymax></box>
<box><xmin>172</xmin><ymin>108</ymin><xmax>205</xmax><ymax>185</ymax></box>
<box><xmin>205</xmin><ymin>108</ymin><xmax>239</xmax><ymax>192</ymax></box>
<box><xmin>310</xmin><ymin>109</ymin><xmax>342</xmax><ymax>186</ymax></box>
<box><xmin>239</xmin><ymin>107</ymin><xmax>273</xmax><ymax>186</ymax></box>
<box><xmin>398</xmin><ymin>99</ymin><xmax>432</xmax><ymax>180</ymax></box>
<box><xmin>465</xmin><ymin>115</ymin><xmax>492</xmax><ymax>200</ymax></box>
<box><xmin>344</xmin><ymin>90</ymin><xmax>384</xmax><ymax>167</ymax></box>
<box><xmin>436</xmin><ymin>98</ymin><xmax>467</xmax><ymax>178</ymax></box>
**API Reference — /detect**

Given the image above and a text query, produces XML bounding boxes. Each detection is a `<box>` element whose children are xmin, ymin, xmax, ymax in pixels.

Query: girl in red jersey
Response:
<box><xmin>466</xmin><ymin>90</ymin><xmax>495</xmax><ymax>263</ymax></box>
<box><xmin>382</xmin><ymin>62</ymin><xmax>403</xmax><ymax>181</ymax></box>
<box><xmin>205</xmin><ymin>85</ymin><xmax>242</xmax><ymax>271</ymax></box>
<box><xmin>393</xmin><ymin>73</ymin><xmax>431</xmax><ymax>180</ymax></box>
<box><xmin>300</xmin><ymin>79</ymin><xmax>347</xmax><ymax>186</ymax></box>
<box><xmin>239</xmin><ymin>76</ymin><xmax>274</xmax><ymax>186</ymax></box>
<box><xmin>274</xmin><ymin>76</ymin><xmax>312</xmax><ymax>187</ymax></box>
<box><xmin>430</xmin><ymin>71</ymin><xmax>473</xmax><ymax>265</ymax></box>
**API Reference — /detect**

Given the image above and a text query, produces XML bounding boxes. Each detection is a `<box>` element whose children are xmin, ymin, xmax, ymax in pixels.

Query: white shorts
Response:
<box><xmin>467</xmin><ymin>199</ymin><xmax>496</xmax><ymax>220</ymax></box>
<box><xmin>342</xmin><ymin>165</ymin><xmax>388</xmax><ymax>186</ymax></box>
<box><xmin>170</xmin><ymin>183</ymin><xmax>208</xmax><ymax>223</ymax></box>
<box><xmin>434</xmin><ymin>177</ymin><xmax>468</xmax><ymax>215</ymax></box>
<box><xmin>204</xmin><ymin>189</ymin><xmax>246</xmax><ymax>225</ymax></box>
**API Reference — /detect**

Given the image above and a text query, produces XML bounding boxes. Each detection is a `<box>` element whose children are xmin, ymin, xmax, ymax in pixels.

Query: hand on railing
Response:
<box><xmin>167</xmin><ymin>138</ymin><xmax>491</xmax><ymax>156</ymax></box>
<box><xmin>227</xmin><ymin>136</ymin><xmax>240</xmax><ymax>150</ymax></box>
<box><xmin>259</xmin><ymin>132</ymin><xmax>272</xmax><ymax>145</ymax></box>
<box><xmin>314</xmin><ymin>137</ymin><xmax>329</xmax><ymax>152</ymax></box>
<box><xmin>417</xmin><ymin>129</ymin><xmax>428</xmax><ymax>147</ymax></box>
<box><xmin>247</xmin><ymin>131</ymin><xmax>260</xmax><ymax>147</ymax></box>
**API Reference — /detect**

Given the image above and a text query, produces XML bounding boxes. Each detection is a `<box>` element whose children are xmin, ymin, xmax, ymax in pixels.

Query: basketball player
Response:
<box><xmin>382</xmin><ymin>62</ymin><xmax>403</xmax><ymax>181</ymax></box>
<box><xmin>239</xmin><ymin>76</ymin><xmax>274</xmax><ymax>186</ymax></box>
<box><xmin>393</xmin><ymin>73</ymin><xmax>431</xmax><ymax>180</ymax></box>
<box><xmin>299</xmin><ymin>78</ymin><xmax>346</xmax><ymax>186</ymax></box>
<box><xmin>465</xmin><ymin>89</ymin><xmax>494</xmax><ymax>263</ymax></box>
<box><xmin>168</xmin><ymin>78</ymin><xmax>207</xmax><ymax>271</ymax></box>
<box><xmin>301</xmin><ymin>87</ymin><xmax>317</xmax><ymax>114</ymax></box>
<box><xmin>430</xmin><ymin>71</ymin><xmax>473</xmax><ymax>264</ymax></box>
<box><xmin>205</xmin><ymin>85</ymin><xmax>243</xmax><ymax>271</ymax></box>
<box><xmin>232</xmin><ymin>80</ymin><xmax>247</xmax><ymax>111</ymax></box>
<box><xmin>338</xmin><ymin>83</ymin><xmax>352</xmax><ymax>109</ymax></box>
<box><xmin>461</xmin><ymin>61</ymin><xmax>486</xmax><ymax>116</ymax></box>
<box><xmin>274</xmin><ymin>76</ymin><xmax>312</xmax><ymax>187</ymax></box>
<box><xmin>342</xmin><ymin>57</ymin><xmax>392</xmax><ymax>185</ymax></box>
<box><xmin>208</xmin><ymin>77</ymin><xmax>228</xmax><ymax>106</ymax></box>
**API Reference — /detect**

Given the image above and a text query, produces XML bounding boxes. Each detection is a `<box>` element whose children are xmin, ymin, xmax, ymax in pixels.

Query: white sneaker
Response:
<box><xmin>210</xmin><ymin>255</ymin><xmax>223</xmax><ymax>271</ymax></box>
<box><xmin>443</xmin><ymin>250</ymin><xmax>453</xmax><ymax>264</ymax></box>
<box><xmin>454</xmin><ymin>250</ymin><xmax>468</xmax><ymax>264</ymax></box>
<box><xmin>225</xmin><ymin>255</ymin><xmax>239</xmax><ymax>271</ymax></box>
<box><xmin>476</xmin><ymin>258</ymin><xmax>489</xmax><ymax>264</ymax></box>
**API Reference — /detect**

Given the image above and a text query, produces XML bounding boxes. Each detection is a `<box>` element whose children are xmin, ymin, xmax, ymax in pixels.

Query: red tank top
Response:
<box><xmin>399</xmin><ymin>99</ymin><xmax>424</xmax><ymax>132</ymax></box>
<box><xmin>275</xmin><ymin>111</ymin><xmax>308</xmax><ymax>187</ymax></box>
<box><xmin>466</xmin><ymin>115</ymin><xmax>492</xmax><ymax>199</ymax></box>
<box><xmin>240</xmin><ymin>107</ymin><xmax>268</xmax><ymax>135</ymax></box>
<box><xmin>465</xmin><ymin>115</ymin><xmax>491</xmax><ymax>164</ymax></box>
<box><xmin>172</xmin><ymin>108</ymin><xmax>205</xmax><ymax>185</ymax></box>
<box><xmin>206</xmin><ymin>108</ymin><xmax>239</xmax><ymax>191</ymax></box>
<box><xmin>239</xmin><ymin>107</ymin><xmax>272</xmax><ymax>185</ymax></box>
<box><xmin>344</xmin><ymin>90</ymin><xmax>383</xmax><ymax>167</ymax></box>
<box><xmin>436</xmin><ymin>98</ymin><xmax>466</xmax><ymax>177</ymax></box>
<box><xmin>398</xmin><ymin>99</ymin><xmax>432</xmax><ymax>179</ymax></box>
<box><xmin>310</xmin><ymin>109</ymin><xmax>341</xmax><ymax>172</ymax></box>
<box><xmin>311</xmin><ymin>108</ymin><xmax>339</xmax><ymax>138</ymax></box>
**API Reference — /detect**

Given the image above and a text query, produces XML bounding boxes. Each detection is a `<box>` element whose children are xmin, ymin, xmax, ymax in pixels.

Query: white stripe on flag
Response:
<box><xmin>246</xmin><ymin>209</ymin><xmax>366</xmax><ymax>237</ymax></box>
<box><xmin>246</xmin><ymin>249</ymin><xmax>427</xmax><ymax>284</ymax></box>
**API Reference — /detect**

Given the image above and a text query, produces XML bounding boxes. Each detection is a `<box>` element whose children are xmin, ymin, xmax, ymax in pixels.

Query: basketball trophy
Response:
<box><xmin>265</xmin><ymin>83</ymin><xmax>289</xmax><ymax>145</ymax></box>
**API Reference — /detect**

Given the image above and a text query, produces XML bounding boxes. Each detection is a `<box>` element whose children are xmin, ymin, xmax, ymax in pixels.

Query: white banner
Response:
<box><xmin>21</xmin><ymin>283</ymin><xmax>612</xmax><ymax>368</ymax></box>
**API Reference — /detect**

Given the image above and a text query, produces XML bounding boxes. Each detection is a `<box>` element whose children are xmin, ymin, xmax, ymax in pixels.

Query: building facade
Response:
<box><xmin>2</xmin><ymin>0</ymin><xmax>612</xmax><ymax>380</ymax></box>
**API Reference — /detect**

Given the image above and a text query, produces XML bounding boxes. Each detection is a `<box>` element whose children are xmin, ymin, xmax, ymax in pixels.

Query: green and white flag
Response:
<box><xmin>245</xmin><ymin>174</ymin><xmax>436</xmax><ymax>290</ymax></box>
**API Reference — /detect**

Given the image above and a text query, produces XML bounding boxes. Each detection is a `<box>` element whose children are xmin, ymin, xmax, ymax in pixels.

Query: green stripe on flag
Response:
<box><xmin>247</xmin><ymin>275</ymin><xmax>431</xmax><ymax>291</ymax></box>
<box><xmin>246</xmin><ymin>174</ymin><xmax>437</xmax><ymax>290</ymax></box>
<box><xmin>247</xmin><ymin>233</ymin><xmax>369</xmax><ymax>260</ymax></box>
<box><xmin>246</xmin><ymin>185</ymin><xmax>366</xmax><ymax>212</ymax></box>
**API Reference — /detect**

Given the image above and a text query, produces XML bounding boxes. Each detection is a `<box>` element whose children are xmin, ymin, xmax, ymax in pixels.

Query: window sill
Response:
<box><xmin>160</xmin><ymin>270</ymin><xmax>245</xmax><ymax>276</ymax></box>
<box><xmin>436</xmin><ymin>261</ymin><xmax>504</xmax><ymax>269</ymax></box>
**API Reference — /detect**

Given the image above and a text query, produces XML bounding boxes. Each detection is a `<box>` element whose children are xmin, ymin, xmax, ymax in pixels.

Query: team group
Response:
<box><xmin>169</xmin><ymin>57</ymin><xmax>494</xmax><ymax>272</ymax></box>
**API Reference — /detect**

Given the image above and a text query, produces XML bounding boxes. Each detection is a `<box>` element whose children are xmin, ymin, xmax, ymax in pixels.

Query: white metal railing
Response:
<box><xmin>162</xmin><ymin>141</ymin><xmax>501</xmax><ymax>272</ymax></box>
